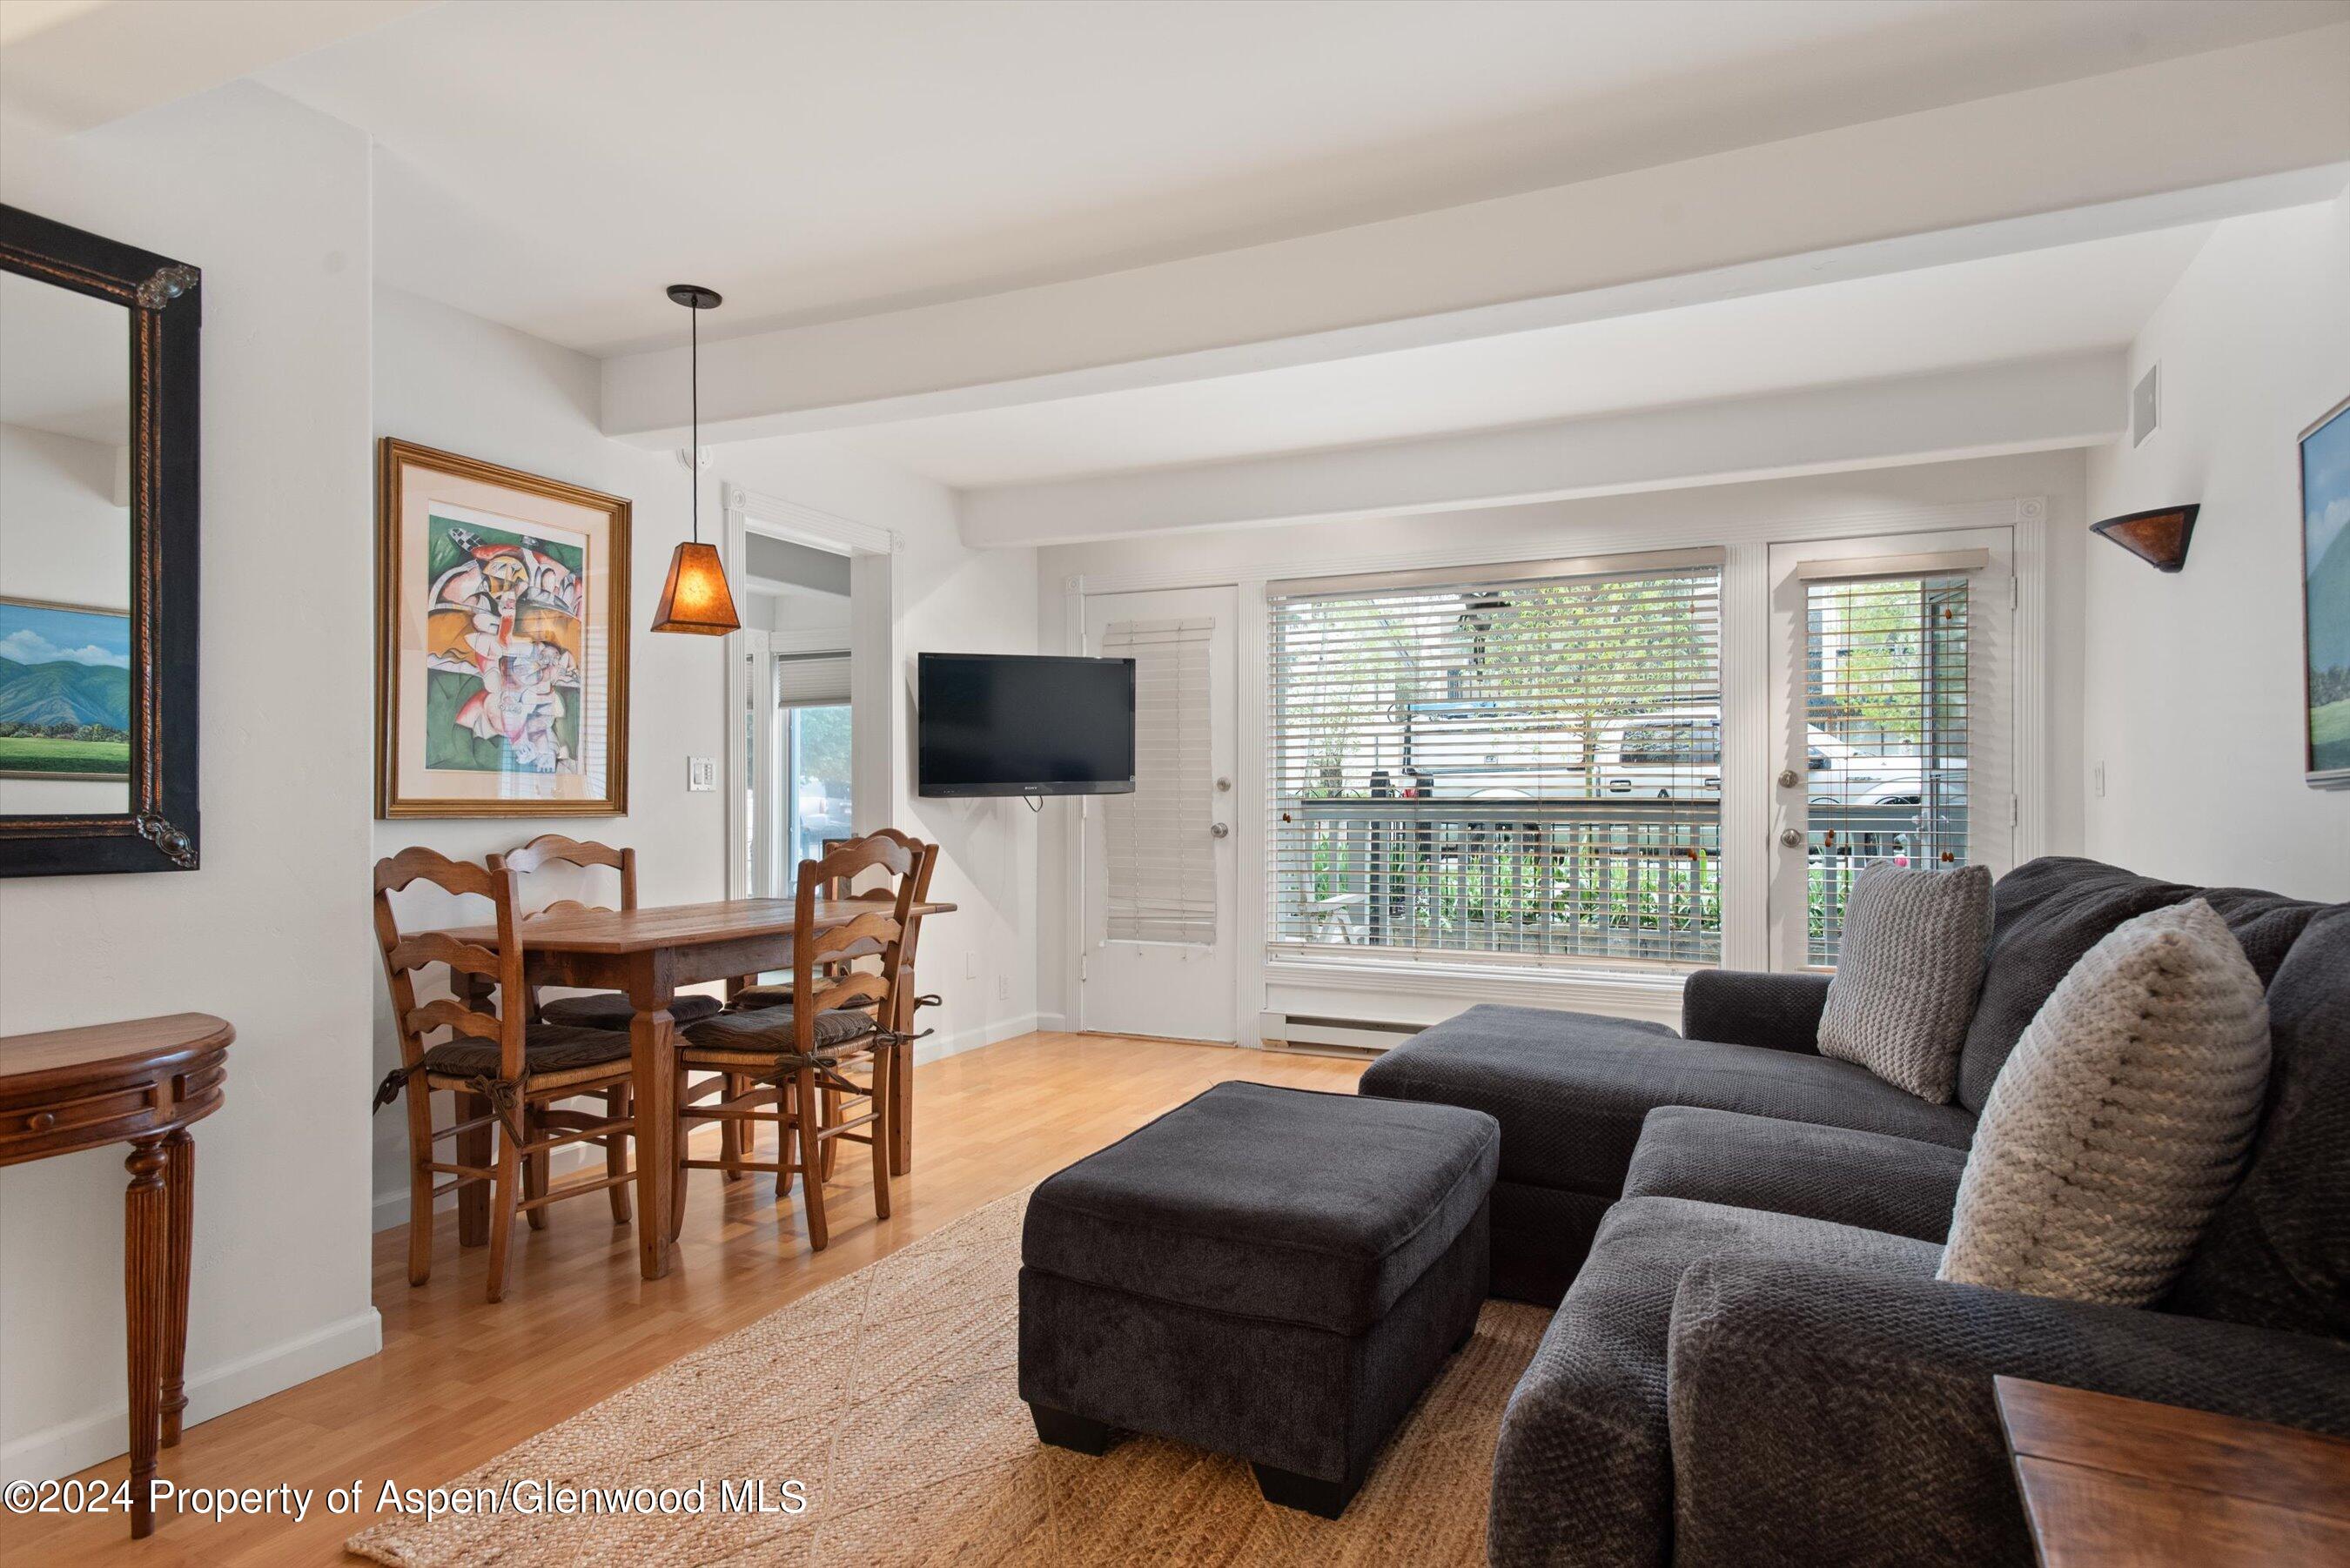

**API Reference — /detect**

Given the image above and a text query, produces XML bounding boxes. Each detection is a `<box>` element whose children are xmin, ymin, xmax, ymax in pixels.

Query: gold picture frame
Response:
<box><xmin>376</xmin><ymin>438</ymin><xmax>631</xmax><ymax>817</ymax></box>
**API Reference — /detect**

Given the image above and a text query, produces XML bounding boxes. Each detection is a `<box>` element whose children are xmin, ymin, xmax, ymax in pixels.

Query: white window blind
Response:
<box><xmin>1803</xmin><ymin>570</ymin><xmax>1974</xmax><ymax>964</ymax></box>
<box><xmin>1100</xmin><ymin>617</ymin><xmax>1216</xmax><ymax>945</ymax></box>
<box><xmin>1267</xmin><ymin>551</ymin><xmax>1723</xmax><ymax>965</ymax></box>
<box><xmin>775</xmin><ymin>651</ymin><xmax>851</xmax><ymax>707</ymax></box>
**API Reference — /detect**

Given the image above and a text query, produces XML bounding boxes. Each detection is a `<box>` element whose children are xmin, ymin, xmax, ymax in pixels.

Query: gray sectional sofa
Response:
<box><xmin>1360</xmin><ymin>856</ymin><xmax>2350</xmax><ymax>1567</ymax></box>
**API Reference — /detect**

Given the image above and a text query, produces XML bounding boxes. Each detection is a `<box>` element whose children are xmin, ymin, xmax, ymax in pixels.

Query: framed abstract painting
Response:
<box><xmin>376</xmin><ymin>439</ymin><xmax>631</xmax><ymax>817</ymax></box>
<box><xmin>2303</xmin><ymin>394</ymin><xmax>2350</xmax><ymax>790</ymax></box>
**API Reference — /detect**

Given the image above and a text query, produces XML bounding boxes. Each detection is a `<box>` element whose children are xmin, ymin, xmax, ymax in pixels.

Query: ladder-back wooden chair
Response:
<box><xmin>371</xmin><ymin>847</ymin><xmax>641</xmax><ymax>1302</ymax></box>
<box><xmin>675</xmin><ymin>832</ymin><xmax>930</xmax><ymax>1250</ymax></box>
<box><xmin>725</xmin><ymin>828</ymin><xmax>938</xmax><ymax>1182</ymax></box>
<box><xmin>491</xmin><ymin>835</ymin><xmax>731</xmax><ymax>1211</ymax></box>
<box><xmin>494</xmin><ymin>834</ymin><xmax>726</xmax><ymax>1032</ymax></box>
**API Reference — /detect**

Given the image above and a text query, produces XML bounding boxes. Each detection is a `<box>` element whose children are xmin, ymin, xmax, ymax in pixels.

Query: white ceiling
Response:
<box><xmin>257</xmin><ymin>0</ymin><xmax>2340</xmax><ymax>358</ymax></box>
<box><xmin>816</xmin><ymin>224</ymin><xmax>2212</xmax><ymax>487</ymax></box>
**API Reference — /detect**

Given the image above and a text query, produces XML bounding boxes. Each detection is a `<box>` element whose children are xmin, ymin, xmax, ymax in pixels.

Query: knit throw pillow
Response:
<box><xmin>1939</xmin><ymin>899</ymin><xmax>2270</xmax><ymax>1307</ymax></box>
<box><xmin>1817</xmin><ymin>862</ymin><xmax>1992</xmax><ymax>1102</ymax></box>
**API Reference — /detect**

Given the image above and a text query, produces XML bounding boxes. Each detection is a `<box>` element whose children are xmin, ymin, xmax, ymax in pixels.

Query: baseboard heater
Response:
<box><xmin>1258</xmin><ymin>1011</ymin><xmax>1426</xmax><ymax>1055</ymax></box>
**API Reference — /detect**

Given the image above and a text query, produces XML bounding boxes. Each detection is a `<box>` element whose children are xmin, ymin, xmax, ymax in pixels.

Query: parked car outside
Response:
<box><xmin>1392</xmin><ymin>700</ymin><xmax>1944</xmax><ymax>805</ymax></box>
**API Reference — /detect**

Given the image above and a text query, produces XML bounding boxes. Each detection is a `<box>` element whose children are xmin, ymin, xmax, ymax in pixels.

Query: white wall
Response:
<box><xmin>719</xmin><ymin>439</ymin><xmax>1045</xmax><ymax>1060</ymax></box>
<box><xmin>2084</xmin><ymin>195</ymin><xmax>2350</xmax><ymax>898</ymax></box>
<box><xmin>1035</xmin><ymin>450</ymin><xmax>2092</xmax><ymax>1042</ymax></box>
<box><xmin>0</xmin><ymin>84</ymin><xmax>380</xmax><ymax>1479</ymax></box>
<box><xmin>0</xmin><ymin>420</ymin><xmax>130</xmax><ymax>814</ymax></box>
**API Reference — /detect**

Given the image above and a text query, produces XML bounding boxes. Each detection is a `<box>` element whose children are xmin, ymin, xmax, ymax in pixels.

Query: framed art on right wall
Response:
<box><xmin>2303</xmin><ymin>392</ymin><xmax>2350</xmax><ymax>789</ymax></box>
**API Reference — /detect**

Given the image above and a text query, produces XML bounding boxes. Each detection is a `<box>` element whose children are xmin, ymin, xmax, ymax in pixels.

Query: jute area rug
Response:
<box><xmin>348</xmin><ymin>1189</ymin><xmax>1547</xmax><ymax>1566</ymax></box>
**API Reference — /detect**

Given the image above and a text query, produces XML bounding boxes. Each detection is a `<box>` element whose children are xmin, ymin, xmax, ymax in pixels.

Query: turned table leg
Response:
<box><xmin>627</xmin><ymin>982</ymin><xmax>678</xmax><ymax>1281</ymax></box>
<box><xmin>160</xmin><ymin>1129</ymin><xmax>194</xmax><ymax>1447</ymax></box>
<box><xmin>455</xmin><ymin>1089</ymin><xmax>491</xmax><ymax>1247</ymax></box>
<box><xmin>124</xmin><ymin>1138</ymin><xmax>170</xmax><ymax>1538</ymax></box>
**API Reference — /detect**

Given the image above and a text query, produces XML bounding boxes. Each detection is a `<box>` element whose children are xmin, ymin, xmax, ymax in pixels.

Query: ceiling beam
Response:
<box><xmin>957</xmin><ymin>353</ymin><xmax>2127</xmax><ymax>547</ymax></box>
<box><xmin>605</xmin><ymin>25</ymin><xmax>2349</xmax><ymax>446</ymax></box>
<box><xmin>0</xmin><ymin>0</ymin><xmax>435</xmax><ymax>134</ymax></box>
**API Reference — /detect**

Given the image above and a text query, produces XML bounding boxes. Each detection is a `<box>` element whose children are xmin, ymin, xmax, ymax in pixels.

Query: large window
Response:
<box><xmin>1267</xmin><ymin>549</ymin><xmax>1723</xmax><ymax>965</ymax></box>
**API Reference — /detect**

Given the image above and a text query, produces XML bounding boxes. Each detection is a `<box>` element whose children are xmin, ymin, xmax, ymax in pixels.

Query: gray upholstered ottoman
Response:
<box><xmin>1017</xmin><ymin>1081</ymin><xmax>1499</xmax><ymax>1518</ymax></box>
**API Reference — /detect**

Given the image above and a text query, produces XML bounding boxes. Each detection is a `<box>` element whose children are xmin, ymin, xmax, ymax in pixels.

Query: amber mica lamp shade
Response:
<box><xmin>2090</xmin><ymin>504</ymin><xmax>2198</xmax><ymax>573</ymax></box>
<box><xmin>651</xmin><ymin>540</ymin><xmax>739</xmax><ymax>633</ymax></box>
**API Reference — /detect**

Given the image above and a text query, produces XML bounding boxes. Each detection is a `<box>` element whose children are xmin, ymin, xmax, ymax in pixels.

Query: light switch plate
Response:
<box><xmin>688</xmin><ymin>756</ymin><xmax>717</xmax><ymax>791</ymax></box>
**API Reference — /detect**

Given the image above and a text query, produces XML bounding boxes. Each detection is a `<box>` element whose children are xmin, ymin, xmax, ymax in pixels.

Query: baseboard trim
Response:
<box><xmin>916</xmin><ymin>1011</ymin><xmax>1040</xmax><ymax>1067</ymax></box>
<box><xmin>1</xmin><ymin>1306</ymin><xmax>382</xmax><ymax>1484</ymax></box>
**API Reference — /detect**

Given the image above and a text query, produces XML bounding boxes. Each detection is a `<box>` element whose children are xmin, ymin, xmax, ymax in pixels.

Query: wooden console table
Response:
<box><xmin>1997</xmin><ymin>1376</ymin><xmax>2350</xmax><ymax>1565</ymax></box>
<box><xmin>0</xmin><ymin>1014</ymin><xmax>232</xmax><ymax>1538</ymax></box>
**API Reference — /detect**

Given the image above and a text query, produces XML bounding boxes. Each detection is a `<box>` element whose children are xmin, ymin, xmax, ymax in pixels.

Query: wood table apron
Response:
<box><xmin>440</xmin><ymin>897</ymin><xmax>953</xmax><ymax>1280</ymax></box>
<box><xmin>0</xmin><ymin>1013</ymin><xmax>232</xmax><ymax>1539</ymax></box>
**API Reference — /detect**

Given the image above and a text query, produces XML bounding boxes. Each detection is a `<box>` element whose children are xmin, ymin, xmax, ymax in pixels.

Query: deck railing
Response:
<box><xmin>1273</xmin><ymin>797</ymin><xmax>1957</xmax><ymax>967</ymax></box>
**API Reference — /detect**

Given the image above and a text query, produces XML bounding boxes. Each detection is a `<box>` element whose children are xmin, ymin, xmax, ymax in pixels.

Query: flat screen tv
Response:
<box><xmin>917</xmin><ymin>653</ymin><xmax>1136</xmax><ymax>797</ymax></box>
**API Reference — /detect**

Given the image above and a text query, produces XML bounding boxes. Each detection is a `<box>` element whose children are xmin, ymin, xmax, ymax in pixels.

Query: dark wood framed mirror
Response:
<box><xmin>0</xmin><ymin>205</ymin><xmax>200</xmax><ymax>876</ymax></box>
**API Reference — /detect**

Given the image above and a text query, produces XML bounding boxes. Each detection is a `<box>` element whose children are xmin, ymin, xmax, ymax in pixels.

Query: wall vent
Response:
<box><xmin>2132</xmin><ymin>364</ymin><xmax>2160</xmax><ymax>446</ymax></box>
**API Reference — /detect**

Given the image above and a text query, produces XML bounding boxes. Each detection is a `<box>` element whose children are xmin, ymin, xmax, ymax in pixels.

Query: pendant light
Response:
<box><xmin>651</xmin><ymin>283</ymin><xmax>741</xmax><ymax>634</ymax></box>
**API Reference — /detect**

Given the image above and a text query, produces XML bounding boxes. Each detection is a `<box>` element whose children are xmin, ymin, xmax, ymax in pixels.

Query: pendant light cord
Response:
<box><xmin>689</xmin><ymin>301</ymin><xmax>701</xmax><ymax>545</ymax></box>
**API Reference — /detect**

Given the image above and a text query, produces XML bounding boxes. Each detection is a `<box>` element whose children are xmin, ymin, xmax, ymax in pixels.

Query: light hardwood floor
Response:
<box><xmin>4</xmin><ymin>1032</ymin><xmax>1366</xmax><ymax>1565</ymax></box>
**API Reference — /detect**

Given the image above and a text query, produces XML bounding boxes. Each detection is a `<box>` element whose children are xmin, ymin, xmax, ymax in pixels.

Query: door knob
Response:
<box><xmin>1779</xmin><ymin>828</ymin><xmax>1804</xmax><ymax>848</ymax></box>
<box><xmin>1210</xmin><ymin>822</ymin><xmax>1231</xmax><ymax>839</ymax></box>
<box><xmin>1777</xmin><ymin>768</ymin><xmax>1800</xmax><ymax>788</ymax></box>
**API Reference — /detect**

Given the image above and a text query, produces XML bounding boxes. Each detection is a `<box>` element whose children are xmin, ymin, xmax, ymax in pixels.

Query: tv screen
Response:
<box><xmin>917</xmin><ymin>653</ymin><xmax>1136</xmax><ymax>797</ymax></box>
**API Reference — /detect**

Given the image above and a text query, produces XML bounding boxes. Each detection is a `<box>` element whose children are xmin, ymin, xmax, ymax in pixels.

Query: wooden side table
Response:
<box><xmin>1996</xmin><ymin>1376</ymin><xmax>2350</xmax><ymax>1566</ymax></box>
<box><xmin>0</xmin><ymin>1013</ymin><xmax>232</xmax><ymax>1539</ymax></box>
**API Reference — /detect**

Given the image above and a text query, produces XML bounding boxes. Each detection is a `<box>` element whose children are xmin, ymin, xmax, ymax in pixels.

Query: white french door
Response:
<box><xmin>1765</xmin><ymin>527</ymin><xmax>2015</xmax><ymax>968</ymax></box>
<box><xmin>1081</xmin><ymin>586</ymin><xmax>1239</xmax><ymax>1042</ymax></box>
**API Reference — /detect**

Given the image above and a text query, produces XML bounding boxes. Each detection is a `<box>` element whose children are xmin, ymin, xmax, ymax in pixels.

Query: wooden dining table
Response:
<box><xmin>439</xmin><ymin>895</ymin><xmax>953</xmax><ymax>1280</ymax></box>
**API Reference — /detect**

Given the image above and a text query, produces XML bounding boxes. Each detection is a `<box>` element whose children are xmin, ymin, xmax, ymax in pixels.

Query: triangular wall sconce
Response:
<box><xmin>2090</xmin><ymin>505</ymin><xmax>2198</xmax><ymax>573</ymax></box>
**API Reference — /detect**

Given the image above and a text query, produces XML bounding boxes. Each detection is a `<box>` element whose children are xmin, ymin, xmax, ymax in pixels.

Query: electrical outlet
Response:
<box><xmin>996</xmin><ymin>974</ymin><xmax>1010</xmax><ymax>1002</ymax></box>
<box><xmin>687</xmin><ymin>756</ymin><xmax>717</xmax><ymax>791</ymax></box>
<box><xmin>964</xmin><ymin>952</ymin><xmax>979</xmax><ymax>980</ymax></box>
<box><xmin>2093</xmin><ymin>761</ymin><xmax>2106</xmax><ymax>799</ymax></box>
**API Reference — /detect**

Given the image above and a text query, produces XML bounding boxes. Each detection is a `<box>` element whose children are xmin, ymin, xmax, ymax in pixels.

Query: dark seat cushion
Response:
<box><xmin>1957</xmin><ymin>856</ymin><xmax>2326</xmax><ymax>1112</ymax></box>
<box><xmin>1359</xmin><ymin>1003</ymin><xmax>1974</xmax><ymax>1199</ymax></box>
<box><xmin>1623</xmin><ymin>1106</ymin><xmax>1971</xmax><ymax>1243</ymax></box>
<box><xmin>1489</xmin><ymin>1196</ymin><xmax>1941</xmax><ymax>1568</ymax></box>
<box><xmin>538</xmin><ymin>990</ymin><xmax>722</xmax><ymax>1030</ymax></box>
<box><xmin>682</xmin><ymin>1004</ymin><xmax>879</xmax><ymax>1060</ymax></box>
<box><xmin>1023</xmin><ymin>1082</ymin><xmax>1498</xmax><ymax>1336</ymax></box>
<box><xmin>421</xmin><ymin>1022</ymin><xmax>630</xmax><ymax>1082</ymax></box>
<box><xmin>2169</xmin><ymin>902</ymin><xmax>2350</xmax><ymax>1340</ymax></box>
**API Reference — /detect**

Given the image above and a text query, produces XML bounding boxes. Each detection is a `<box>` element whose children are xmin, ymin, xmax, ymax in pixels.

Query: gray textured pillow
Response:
<box><xmin>1817</xmin><ymin>862</ymin><xmax>1992</xmax><ymax>1102</ymax></box>
<box><xmin>1939</xmin><ymin>899</ymin><xmax>2270</xmax><ymax>1307</ymax></box>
